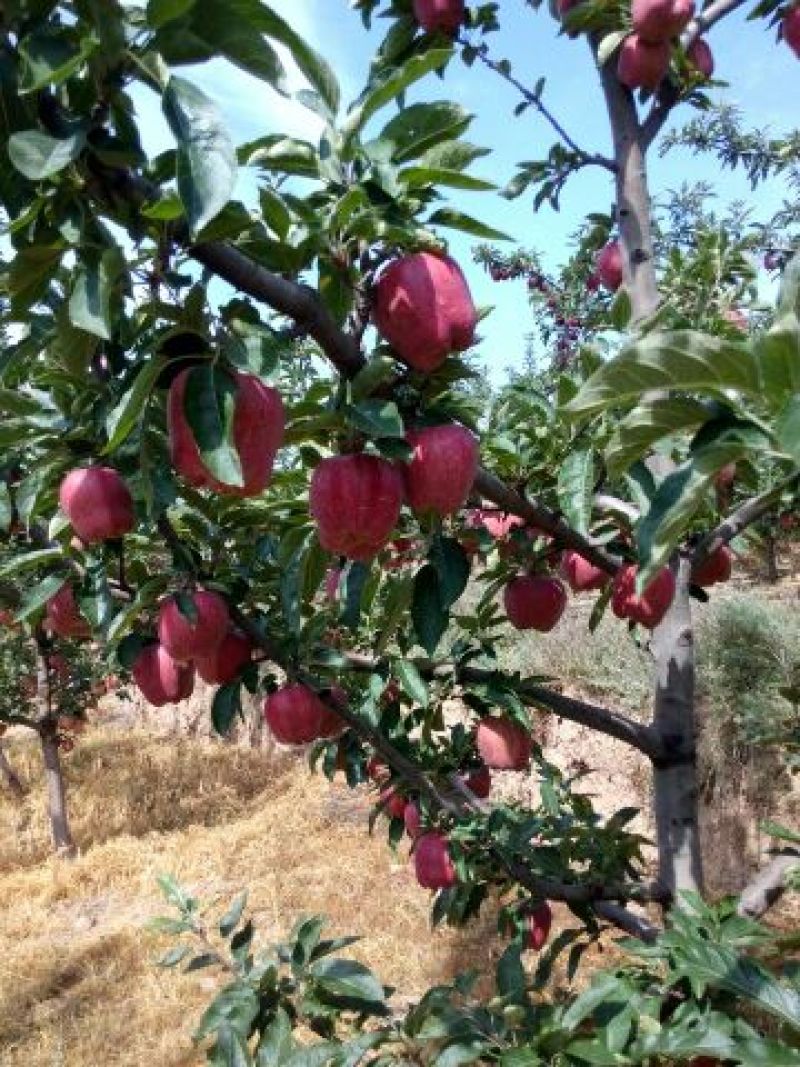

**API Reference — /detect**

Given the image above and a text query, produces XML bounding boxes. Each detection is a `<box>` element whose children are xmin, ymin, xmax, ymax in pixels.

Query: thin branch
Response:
<box><xmin>465</xmin><ymin>40</ymin><xmax>616</xmax><ymax>172</ymax></box>
<box><xmin>692</xmin><ymin>471</ymin><xmax>800</xmax><ymax>567</ymax></box>
<box><xmin>595</xmin><ymin>902</ymin><xmax>659</xmax><ymax>942</ymax></box>
<box><xmin>641</xmin><ymin>0</ymin><xmax>749</xmax><ymax>148</ymax></box>
<box><xmin>737</xmin><ymin>849</ymin><xmax>800</xmax><ymax>920</ymax></box>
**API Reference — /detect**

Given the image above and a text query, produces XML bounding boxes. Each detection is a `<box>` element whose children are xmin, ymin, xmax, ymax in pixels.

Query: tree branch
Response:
<box><xmin>692</xmin><ymin>471</ymin><xmax>800</xmax><ymax>567</ymax></box>
<box><xmin>465</xmin><ymin>40</ymin><xmax>616</xmax><ymax>172</ymax></box>
<box><xmin>641</xmin><ymin>0</ymin><xmax>749</xmax><ymax>149</ymax></box>
<box><xmin>737</xmin><ymin>849</ymin><xmax>800</xmax><ymax>920</ymax></box>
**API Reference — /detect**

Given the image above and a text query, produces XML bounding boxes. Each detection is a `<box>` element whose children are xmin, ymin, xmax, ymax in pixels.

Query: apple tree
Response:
<box><xmin>0</xmin><ymin>0</ymin><xmax>799</xmax><ymax>1061</ymax></box>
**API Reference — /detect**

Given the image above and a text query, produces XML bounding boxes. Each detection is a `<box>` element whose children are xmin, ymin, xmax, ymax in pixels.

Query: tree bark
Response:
<box><xmin>652</xmin><ymin>556</ymin><xmax>704</xmax><ymax>897</ymax></box>
<box><xmin>0</xmin><ymin>740</ymin><xmax>26</xmax><ymax>799</ymax></box>
<box><xmin>39</xmin><ymin>725</ymin><xmax>76</xmax><ymax>857</ymax></box>
<box><xmin>764</xmin><ymin>530</ymin><xmax>779</xmax><ymax>583</ymax></box>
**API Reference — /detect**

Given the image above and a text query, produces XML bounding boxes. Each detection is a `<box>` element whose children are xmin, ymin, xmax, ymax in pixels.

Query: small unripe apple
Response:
<box><xmin>611</xmin><ymin>564</ymin><xmax>675</xmax><ymax>629</ymax></box>
<box><xmin>504</xmin><ymin>575</ymin><xmax>567</xmax><ymax>632</ymax></box>
<box><xmin>632</xmin><ymin>0</ymin><xmax>694</xmax><ymax>41</ymax></box>
<box><xmin>264</xmin><ymin>683</ymin><xmax>327</xmax><ymax>745</ymax></box>
<box><xmin>525</xmin><ymin>903</ymin><xmax>553</xmax><ymax>951</ymax></box>
<box><xmin>693</xmin><ymin>545</ymin><xmax>733</xmax><ymax>587</ymax></box>
<box><xmin>59</xmin><ymin>467</ymin><xmax>134</xmax><ymax>543</ymax></box>
<box><xmin>405</xmin><ymin>424</ymin><xmax>478</xmax><ymax>517</ymax></box>
<box><xmin>595</xmin><ymin>240</ymin><xmax>624</xmax><ymax>291</ymax></box>
<box><xmin>475</xmin><ymin>717</ymin><xmax>532</xmax><ymax>771</ymax></box>
<box><xmin>195</xmin><ymin>630</ymin><xmax>252</xmax><ymax>685</ymax></box>
<box><xmin>373</xmin><ymin>252</ymin><xmax>478</xmax><ymax>373</ymax></box>
<box><xmin>687</xmin><ymin>37</ymin><xmax>714</xmax><ymax>77</ymax></box>
<box><xmin>168</xmin><ymin>369</ymin><xmax>285</xmax><ymax>496</ymax></box>
<box><xmin>413</xmin><ymin>0</ymin><xmax>464</xmax><ymax>35</ymax></box>
<box><xmin>46</xmin><ymin>583</ymin><xmax>90</xmax><ymax>638</ymax></box>
<box><xmin>414</xmin><ymin>831</ymin><xmax>458</xmax><ymax>889</ymax></box>
<box><xmin>133</xmin><ymin>643</ymin><xmax>195</xmax><ymax>706</ymax></box>
<box><xmin>561</xmin><ymin>551</ymin><xmax>609</xmax><ymax>593</ymax></box>
<box><xmin>310</xmin><ymin>454</ymin><xmax>404</xmax><ymax>561</ymax></box>
<box><xmin>157</xmin><ymin>590</ymin><xmax>230</xmax><ymax>663</ymax></box>
<box><xmin>461</xmin><ymin>764</ymin><xmax>492</xmax><ymax>798</ymax></box>
<box><xmin>404</xmin><ymin>801</ymin><xmax>422</xmax><ymax>838</ymax></box>
<box><xmin>618</xmin><ymin>34</ymin><xmax>671</xmax><ymax>91</ymax></box>
<box><xmin>783</xmin><ymin>7</ymin><xmax>800</xmax><ymax>57</ymax></box>
<box><xmin>380</xmin><ymin>787</ymin><xmax>408</xmax><ymax>820</ymax></box>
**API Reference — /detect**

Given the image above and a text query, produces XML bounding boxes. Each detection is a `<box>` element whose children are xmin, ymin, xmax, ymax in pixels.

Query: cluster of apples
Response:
<box><xmin>618</xmin><ymin>0</ymin><xmax>715</xmax><ymax>92</ymax></box>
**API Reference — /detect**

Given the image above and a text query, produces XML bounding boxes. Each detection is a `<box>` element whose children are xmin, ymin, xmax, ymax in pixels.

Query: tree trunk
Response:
<box><xmin>40</xmin><ymin>726</ymin><xmax>76</xmax><ymax>857</ymax></box>
<box><xmin>764</xmin><ymin>530</ymin><xmax>779</xmax><ymax>582</ymax></box>
<box><xmin>652</xmin><ymin>555</ymin><xmax>704</xmax><ymax>897</ymax></box>
<box><xmin>0</xmin><ymin>739</ymin><xmax>26</xmax><ymax>799</ymax></box>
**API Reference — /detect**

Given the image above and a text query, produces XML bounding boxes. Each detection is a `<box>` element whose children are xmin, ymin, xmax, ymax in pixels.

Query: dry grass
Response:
<box><xmin>0</xmin><ymin>730</ymin><xmax>519</xmax><ymax>1067</ymax></box>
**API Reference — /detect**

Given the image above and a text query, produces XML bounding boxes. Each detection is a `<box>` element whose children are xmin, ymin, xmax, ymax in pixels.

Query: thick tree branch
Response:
<box><xmin>641</xmin><ymin>0</ymin><xmax>749</xmax><ymax>149</ymax></box>
<box><xmin>692</xmin><ymin>471</ymin><xmax>800</xmax><ymax>567</ymax></box>
<box><xmin>595</xmin><ymin>902</ymin><xmax>659</xmax><ymax>943</ymax></box>
<box><xmin>737</xmin><ymin>850</ymin><xmax>800</xmax><ymax>919</ymax></box>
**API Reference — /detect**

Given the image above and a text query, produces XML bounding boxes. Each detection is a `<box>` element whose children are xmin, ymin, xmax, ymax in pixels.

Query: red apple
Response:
<box><xmin>45</xmin><ymin>583</ymin><xmax>90</xmax><ymax>638</ymax></box>
<box><xmin>595</xmin><ymin>240</ymin><xmax>624</xmax><ymax>291</ymax></box>
<box><xmin>525</xmin><ymin>903</ymin><xmax>553</xmax><ymax>951</ymax></box>
<box><xmin>412</xmin><ymin>0</ymin><xmax>464</xmax><ymax>35</ymax></box>
<box><xmin>168</xmin><ymin>369</ymin><xmax>285</xmax><ymax>497</ymax></box>
<box><xmin>157</xmin><ymin>590</ymin><xmax>230</xmax><ymax>663</ymax></box>
<box><xmin>380</xmin><ymin>787</ymin><xmax>408</xmax><ymax>820</ymax></box>
<box><xmin>310</xmin><ymin>454</ymin><xmax>404</xmax><ymax>561</ymax></box>
<box><xmin>59</xmin><ymin>467</ymin><xmax>134</xmax><ymax>543</ymax></box>
<box><xmin>264</xmin><ymin>683</ymin><xmax>327</xmax><ymax>745</ymax></box>
<box><xmin>504</xmin><ymin>575</ymin><xmax>567</xmax><ymax>632</ymax></box>
<box><xmin>714</xmin><ymin>462</ymin><xmax>736</xmax><ymax>492</ymax></box>
<box><xmin>723</xmin><ymin>307</ymin><xmax>748</xmax><ymax>332</ymax></box>
<box><xmin>373</xmin><ymin>252</ymin><xmax>478</xmax><ymax>373</ymax></box>
<box><xmin>404</xmin><ymin>801</ymin><xmax>422</xmax><ymax>838</ymax></box>
<box><xmin>618</xmin><ymin>34</ymin><xmax>671</xmax><ymax>91</ymax></box>
<box><xmin>475</xmin><ymin>718</ymin><xmax>532</xmax><ymax>771</ymax></box>
<box><xmin>133</xmin><ymin>643</ymin><xmax>194</xmax><ymax>707</ymax></box>
<box><xmin>632</xmin><ymin>0</ymin><xmax>695</xmax><ymax>41</ymax></box>
<box><xmin>195</xmin><ymin>630</ymin><xmax>253</xmax><ymax>685</ymax></box>
<box><xmin>405</xmin><ymin>424</ymin><xmax>478</xmax><ymax>517</ymax></box>
<box><xmin>317</xmin><ymin>685</ymin><xmax>347</xmax><ymax>739</ymax></box>
<box><xmin>461</xmin><ymin>764</ymin><xmax>492</xmax><ymax>798</ymax></box>
<box><xmin>414</xmin><ymin>831</ymin><xmax>458</xmax><ymax>889</ymax></box>
<box><xmin>687</xmin><ymin>37</ymin><xmax>714</xmax><ymax>77</ymax></box>
<box><xmin>611</xmin><ymin>564</ymin><xmax>676</xmax><ymax>629</ymax></box>
<box><xmin>561</xmin><ymin>550</ymin><xmax>609</xmax><ymax>593</ymax></box>
<box><xmin>785</xmin><ymin>8</ymin><xmax>800</xmax><ymax>58</ymax></box>
<box><xmin>693</xmin><ymin>545</ymin><xmax>732</xmax><ymax>588</ymax></box>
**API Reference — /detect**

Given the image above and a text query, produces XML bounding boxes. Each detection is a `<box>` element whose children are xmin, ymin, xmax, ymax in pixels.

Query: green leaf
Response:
<box><xmin>429</xmin><ymin>536</ymin><xmax>469</xmax><ymax>610</ymax></box>
<box><xmin>776</xmin><ymin>249</ymin><xmax>800</xmax><ymax>319</ymax></box>
<box><xmin>212</xmin><ymin>1023</ymin><xmax>254</xmax><ymax>1067</ymax></box>
<box><xmin>412</xmin><ymin>565</ymin><xmax>448</xmax><ymax>656</ymax></box>
<box><xmin>636</xmin><ymin>463</ymin><xmax>712</xmax><ymax>584</ymax></box>
<box><xmin>104</xmin><ymin>357</ymin><xmax>168</xmax><ymax>453</ymax></box>
<box><xmin>15</xmin><ymin>571</ymin><xmax>70</xmax><ymax>623</ymax></box>
<box><xmin>395</xmin><ymin>660</ymin><xmax>429</xmax><ymax>708</ymax></box>
<box><xmin>562</xmin><ymin>973</ymin><xmax>623</xmax><ymax>1031</ymax></box>
<box><xmin>257</xmin><ymin>1008</ymin><xmax>293</xmax><ymax>1065</ymax></box>
<box><xmin>212</xmin><ymin>683</ymin><xmax>242</xmax><ymax>738</ymax></box>
<box><xmin>427</xmin><ymin>208</ymin><xmax>511</xmax><ymax>242</ymax></box>
<box><xmin>755</xmin><ymin>315</ymin><xmax>800</xmax><ymax>405</ymax></box>
<box><xmin>0</xmin><ymin>548</ymin><xmax>63</xmax><ymax>579</ymax></box>
<box><xmin>596</xmin><ymin>30</ymin><xmax>627</xmax><ymax>66</ymax></box>
<box><xmin>380</xmin><ymin>101</ymin><xmax>472</xmax><ymax>163</ymax></box>
<box><xmin>565</xmin><ymin>331</ymin><xmax>760</xmax><ymax>419</ymax></box>
<box><xmin>399</xmin><ymin>167</ymin><xmax>494</xmax><ymax>191</ymax></box>
<box><xmin>18</xmin><ymin>30</ymin><xmax>97</xmax><ymax>93</ymax></box>
<box><xmin>556</xmin><ymin>448</ymin><xmax>594</xmax><ymax>536</ymax></box>
<box><xmin>250</xmin><ymin>1</ymin><xmax>340</xmax><ymax>113</ymax></box>
<box><xmin>158</xmin><ymin>945</ymin><xmax>191</xmax><ymax>968</ymax></box>
<box><xmin>8</xmin><ymin>244</ymin><xmax>63</xmax><ymax>314</ymax></box>
<box><xmin>345</xmin><ymin>399</ymin><xmax>405</xmax><ymax>439</ymax></box>
<box><xmin>7</xmin><ymin>129</ymin><xmax>85</xmax><ymax>180</ymax></box>
<box><xmin>69</xmin><ymin>248</ymin><xmax>123</xmax><ymax>341</ymax></box>
<box><xmin>183</xmin><ymin>365</ymin><xmax>243</xmax><ymax>487</ymax></box>
<box><xmin>775</xmin><ymin>394</ymin><xmax>800</xmax><ymax>462</ymax></box>
<box><xmin>219</xmin><ymin>891</ymin><xmax>248</xmax><ymax>938</ymax></box>
<box><xmin>609</xmin><ymin>288</ymin><xmax>632</xmax><ymax>331</ymax></box>
<box><xmin>163</xmin><ymin>75</ymin><xmax>237</xmax><ymax>236</ymax></box>
<box><xmin>147</xmin><ymin>0</ymin><xmax>197</xmax><ymax>28</ymax></box>
<box><xmin>343</xmin><ymin>49</ymin><xmax>453</xmax><ymax>143</ymax></box>
<box><xmin>309</xmin><ymin>958</ymin><xmax>385</xmax><ymax>1006</ymax></box>
<box><xmin>496</xmin><ymin>943</ymin><xmax>525</xmax><ymax>997</ymax></box>
<box><xmin>604</xmin><ymin>397</ymin><xmax>710</xmax><ymax>478</ymax></box>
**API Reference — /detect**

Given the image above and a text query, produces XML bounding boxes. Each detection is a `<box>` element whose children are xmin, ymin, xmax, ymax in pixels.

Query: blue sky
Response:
<box><xmin>133</xmin><ymin>1</ymin><xmax>798</xmax><ymax>381</ymax></box>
